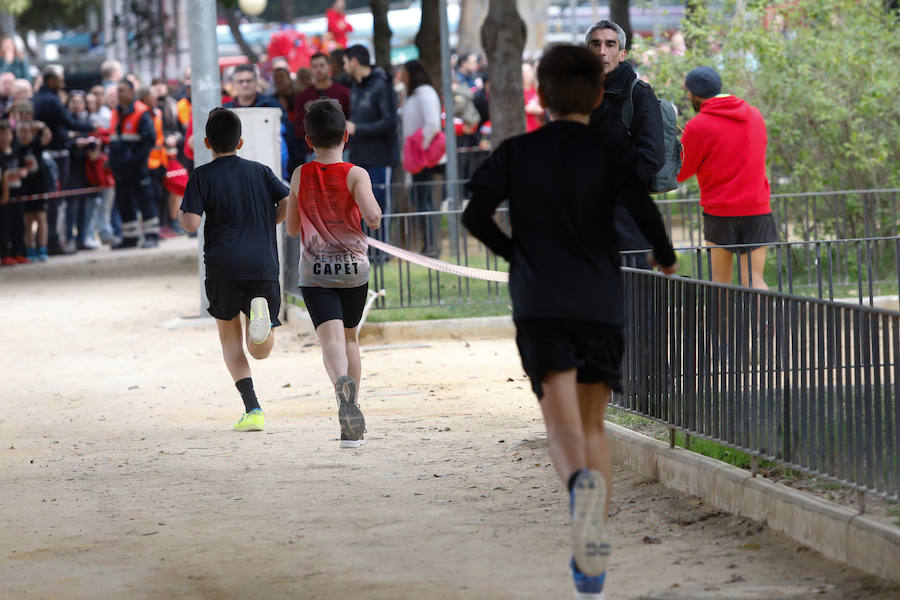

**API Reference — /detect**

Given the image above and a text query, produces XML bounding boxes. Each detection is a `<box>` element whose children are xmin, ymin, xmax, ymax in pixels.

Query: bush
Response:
<box><xmin>638</xmin><ymin>0</ymin><xmax>900</xmax><ymax>236</ymax></box>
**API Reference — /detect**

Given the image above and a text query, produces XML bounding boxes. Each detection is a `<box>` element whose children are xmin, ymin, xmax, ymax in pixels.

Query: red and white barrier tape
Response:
<box><xmin>6</xmin><ymin>186</ymin><xmax>105</xmax><ymax>203</ymax></box>
<box><xmin>366</xmin><ymin>237</ymin><xmax>509</xmax><ymax>283</ymax></box>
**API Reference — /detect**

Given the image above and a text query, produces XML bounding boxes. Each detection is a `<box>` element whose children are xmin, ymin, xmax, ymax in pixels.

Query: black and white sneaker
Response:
<box><xmin>335</xmin><ymin>374</ymin><xmax>365</xmax><ymax>441</ymax></box>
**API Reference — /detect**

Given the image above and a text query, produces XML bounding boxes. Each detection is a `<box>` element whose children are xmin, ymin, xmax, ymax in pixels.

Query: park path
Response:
<box><xmin>1</xmin><ymin>245</ymin><xmax>897</xmax><ymax>600</ymax></box>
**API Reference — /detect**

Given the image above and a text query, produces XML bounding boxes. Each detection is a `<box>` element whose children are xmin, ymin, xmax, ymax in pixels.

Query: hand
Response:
<box><xmin>346</xmin><ymin>121</ymin><xmax>356</xmax><ymax>136</ymax></box>
<box><xmin>32</xmin><ymin>121</ymin><xmax>46</xmax><ymax>132</ymax></box>
<box><xmin>648</xmin><ymin>252</ymin><xmax>678</xmax><ymax>275</ymax></box>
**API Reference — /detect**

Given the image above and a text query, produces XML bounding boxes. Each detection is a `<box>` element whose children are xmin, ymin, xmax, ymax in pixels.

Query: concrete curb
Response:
<box><xmin>606</xmin><ymin>422</ymin><xmax>900</xmax><ymax>584</ymax></box>
<box><xmin>284</xmin><ymin>304</ymin><xmax>514</xmax><ymax>343</ymax></box>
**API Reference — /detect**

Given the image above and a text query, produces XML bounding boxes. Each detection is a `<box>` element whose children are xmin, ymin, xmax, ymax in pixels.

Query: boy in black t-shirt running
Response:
<box><xmin>463</xmin><ymin>44</ymin><xmax>677</xmax><ymax>599</ymax></box>
<box><xmin>180</xmin><ymin>108</ymin><xmax>290</xmax><ymax>432</ymax></box>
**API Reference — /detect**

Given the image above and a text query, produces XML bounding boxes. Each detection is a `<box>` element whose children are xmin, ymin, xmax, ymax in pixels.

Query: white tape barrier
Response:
<box><xmin>357</xmin><ymin>288</ymin><xmax>386</xmax><ymax>331</ymax></box>
<box><xmin>366</xmin><ymin>237</ymin><xmax>509</xmax><ymax>283</ymax></box>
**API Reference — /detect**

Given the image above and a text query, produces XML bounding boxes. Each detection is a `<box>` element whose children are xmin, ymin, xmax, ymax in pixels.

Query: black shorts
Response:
<box><xmin>205</xmin><ymin>279</ymin><xmax>282</xmax><ymax>326</ymax></box>
<box><xmin>22</xmin><ymin>199</ymin><xmax>48</xmax><ymax>213</ymax></box>
<box><xmin>703</xmin><ymin>212</ymin><xmax>777</xmax><ymax>254</ymax></box>
<box><xmin>515</xmin><ymin>318</ymin><xmax>624</xmax><ymax>399</ymax></box>
<box><xmin>300</xmin><ymin>283</ymin><xmax>369</xmax><ymax>329</ymax></box>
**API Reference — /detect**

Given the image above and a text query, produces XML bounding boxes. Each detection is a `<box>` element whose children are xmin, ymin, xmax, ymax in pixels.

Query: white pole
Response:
<box><xmin>188</xmin><ymin>0</ymin><xmax>220</xmax><ymax>314</ymax></box>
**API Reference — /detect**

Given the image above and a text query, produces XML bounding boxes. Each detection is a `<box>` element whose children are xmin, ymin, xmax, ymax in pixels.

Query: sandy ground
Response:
<box><xmin>2</xmin><ymin>244</ymin><xmax>899</xmax><ymax>600</ymax></box>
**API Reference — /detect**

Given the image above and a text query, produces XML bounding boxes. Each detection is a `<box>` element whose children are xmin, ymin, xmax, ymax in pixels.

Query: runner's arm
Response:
<box><xmin>285</xmin><ymin>167</ymin><xmax>302</xmax><ymax>237</ymax></box>
<box><xmin>348</xmin><ymin>165</ymin><xmax>381</xmax><ymax>229</ymax></box>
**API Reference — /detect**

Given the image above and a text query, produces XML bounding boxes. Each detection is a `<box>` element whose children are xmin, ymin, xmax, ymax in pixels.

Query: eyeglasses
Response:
<box><xmin>234</xmin><ymin>78</ymin><xmax>255</xmax><ymax>85</ymax></box>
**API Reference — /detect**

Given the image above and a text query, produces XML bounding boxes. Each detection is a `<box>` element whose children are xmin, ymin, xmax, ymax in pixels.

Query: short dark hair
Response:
<box><xmin>310</xmin><ymin>52</ymin><xmax>328</xmax><ymax>63</ymax></box>
<box><xmin>0</xmin><ymin>119</ymin><xmax>10</xmax><ymax>131</ymax></box>
<box><xmin>205</xmin><ymin>107</ymin><xmax>242</xmax><ymax>154</ymax></box>
<box><xmin>118</xmin><ymin>79</ymin><xmax>135</xmax><ymax>91</ymax></box>
<box><xmin>402</xmin><ymin>60</ymin><xmax>431</xmax><ymax>95</ymax></box>
<box><xmin>344</xmin><ymin>45</ymin><xmax>370</xmax><ymax>67</ymax></box>
<box><xmin>536</xmin><ymin>44</ymin><xmax>604</xmax><ymax>117</ymax></box>
<box><xmin>232</xmin><ymin>64</ymin><xmax>256</xmax><ymax>79</ymax></box>
<box><xmin>304</xmin><ymin>98</ymin><xmax>345</xmax><ymax>149</ymax></box>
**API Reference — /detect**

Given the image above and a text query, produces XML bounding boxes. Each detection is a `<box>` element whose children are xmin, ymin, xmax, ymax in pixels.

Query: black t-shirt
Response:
<box><xmin>463</xmin><ymin>120</ymin><xmax>675</xmax><ymax>325</ymax></box>
<box><xmin>9</xmin><ymin>139</ymin><xmax>48</xmax><ymax>198</ymax></box>
<box><xmin>181</xmin><ymin>155</ymin><xmax>290</xmax><ymax>281</ymax></box>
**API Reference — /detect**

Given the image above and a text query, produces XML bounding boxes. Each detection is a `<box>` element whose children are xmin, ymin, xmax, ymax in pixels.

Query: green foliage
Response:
<box><xmin>16</xmin><ymin>0</ymin><xmax>101</xmax><ymax>30</ymax></box>
<box><xmin>638</xmin><ymin>0</ymin><xmax>900</xmax><ymax>206</ymax></box>
<box><xmin>110</xmin><ymin>0</ymin><xmax>175</xmax><ymax>56</ymax></box>
<box><xmin>0</xmin><ymin>0</ymin><xmax>31</xmax><ymax>17</ymax></box>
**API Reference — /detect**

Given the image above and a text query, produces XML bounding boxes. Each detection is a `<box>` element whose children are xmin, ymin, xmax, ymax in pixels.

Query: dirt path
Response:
<box><xmin>2</xmin><ymin>248</ymin><xmax>898</xmax><ymax>600</ymax></box>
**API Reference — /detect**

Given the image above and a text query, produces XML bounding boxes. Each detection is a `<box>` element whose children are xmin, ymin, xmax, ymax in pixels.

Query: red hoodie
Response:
<box><xmin>677</xmin><ymin>95</ymin><xmax>771</xmax><ymax>217</ymax></box>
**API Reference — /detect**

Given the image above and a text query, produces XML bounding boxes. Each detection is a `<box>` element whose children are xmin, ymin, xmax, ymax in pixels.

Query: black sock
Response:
<box><xmin>567</xmin><ymin>470</ymin><xmax>583</xmax><ymax>494</ymax></box>
<box><xmin>235</xmin><ymin>377</ymin><xmax>260</xmax><ymax>413</ymax></box>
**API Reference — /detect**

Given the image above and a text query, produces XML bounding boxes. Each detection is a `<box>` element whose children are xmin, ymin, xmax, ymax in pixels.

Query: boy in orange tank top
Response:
<box><xmin>286</xmin><ymin>99</ymin><xmax>382</xmax><ymax>448</ymax></box>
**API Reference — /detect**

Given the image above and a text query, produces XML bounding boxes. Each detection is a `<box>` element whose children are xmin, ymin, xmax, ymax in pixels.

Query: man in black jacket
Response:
<box><xmin>586</xmin><ymin>20</ymin><xmax>664</xmax><ymax>270</ymax></box>
<box><xmin>343</xmin><ymin>45</ymin><xmax>397</xmax><ymax>251</ymax></box>
<box><xmin>33</xmin><ymin>65</ymin><xmax>95</xmax><ymax>254</ymax></box>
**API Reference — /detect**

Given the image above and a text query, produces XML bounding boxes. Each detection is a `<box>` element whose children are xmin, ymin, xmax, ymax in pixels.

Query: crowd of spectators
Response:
<box><xmin>0</xmin><ymin>5</ymin><xmax>697</xmax><ymax>268</ymax></box>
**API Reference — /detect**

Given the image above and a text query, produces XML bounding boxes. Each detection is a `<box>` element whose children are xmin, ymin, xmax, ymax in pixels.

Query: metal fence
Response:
<box><xmin>282</xmin><ymin>187</ymin><xmax>899</xmax><ymax>308</ymax></box>
<box><xmin>658</xmin><ymin>188</ymin><xmax>900</xmax><ymax>247</ymax></box>
<box><xmin>616</xmin><ymin>268</ymin><xmax>899</xmax><ymax>501</ymax></box>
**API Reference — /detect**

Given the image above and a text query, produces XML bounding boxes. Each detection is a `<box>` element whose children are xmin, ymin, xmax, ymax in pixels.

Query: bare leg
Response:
<box><xmin>36</xmin><ymin>211</ymin><xmax>48</xmax><ymax>247</ymax></box>
<box><xmin>578</xmin><ymin>382</ymin><xmax>612</xmax><ymax>515</ymax></box>
<box><xmin>215</xmin><ymin>315</ymin><xmax>251</xmax><ymax>383</ymax></box>
<box><xmin>344</xmin><ymin>325</ymin><xmax>361</xmax><ymax>385</ymax></box>
<box><xmin>315</xmin><ymin>319</ymin><xmax>349</xmax><ymax>384</ymax></box>
<box><xmin>244</xmin><ymin>313</ymin><xmax>275</xmax><ymax>360</ymax></box>
<box><xmin>539</xmin><ymin>369</ymin><xmax>586</xmax><ymax>485</ymax></box>
<box><xmin>706</xmin><ymin>241</ymin><xmax>734</xmax><ymax>285</ymax></box>
<box><xmin>738</xmin><ymin>246</ymin><xmax>769</xmax><ymax>291</ymax></box>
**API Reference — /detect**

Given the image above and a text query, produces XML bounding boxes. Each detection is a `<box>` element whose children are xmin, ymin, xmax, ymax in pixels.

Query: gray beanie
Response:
<box><xmin>685</xmin><ymin>66</ymin><xmax>722</xmax><ymax>98</ymax></box>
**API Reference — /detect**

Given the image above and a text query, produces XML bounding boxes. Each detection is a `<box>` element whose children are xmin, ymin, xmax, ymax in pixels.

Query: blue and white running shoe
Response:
<box><xmin>571</xmin><ymin>557</ymin><xmax>606</xmax><ymax>599</ymax></box>
<box><xmin>570</xmin><ymin>469</ymin><xmax>611</xmax><ymax>576</ymax></box>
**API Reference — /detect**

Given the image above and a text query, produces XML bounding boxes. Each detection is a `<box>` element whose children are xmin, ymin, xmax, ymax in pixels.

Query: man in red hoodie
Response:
<box><xmin>677</xmin><ymin>66</ymin><xmax>776</xmax><ymax>290</ymax></box>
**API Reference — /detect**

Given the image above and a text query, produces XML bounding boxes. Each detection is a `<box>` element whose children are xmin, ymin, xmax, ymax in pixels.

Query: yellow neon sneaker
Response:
<box><xmin>248</xmin><ymin>297</ymin><xmax>272</xmax><ymax>344</ymax></box>
<box><xmin>233</xmin><ymin>408</ymin><xmax>265</xmax><ymax>432</ymax></box>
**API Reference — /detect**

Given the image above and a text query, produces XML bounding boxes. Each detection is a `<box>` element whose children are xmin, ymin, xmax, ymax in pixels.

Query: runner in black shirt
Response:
<box><xmin>180</xmin><ymin>108</ymin><xmax>290</xmax><ymax>432</ymax></box>
<box><xmin>463</xmin><ymin>44</ymin><xmax>676</xmax><ymax>600</ymax></box>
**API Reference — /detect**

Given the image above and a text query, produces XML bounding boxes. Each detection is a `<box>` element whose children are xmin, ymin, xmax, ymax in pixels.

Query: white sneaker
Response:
<box><xmin>571</xmin><ymin>470</ymin><xmax>610</xmax><ymax>577</ymax></box>
<box><xmin>248</xmin><ymin>297</ymin><xmax>272</xmax><ymax>344</ymax></box>
<box><xmin>340</xmin><ymin>432</ymin><xmax>366</xmax><ymax>448</ymax></box>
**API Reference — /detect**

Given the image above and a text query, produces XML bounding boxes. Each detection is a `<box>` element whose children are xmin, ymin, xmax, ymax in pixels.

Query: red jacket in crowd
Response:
<box><xmin>677</xmin><ymin>95</ymin><xmax>771</xmax><ymax>217</ymax></box>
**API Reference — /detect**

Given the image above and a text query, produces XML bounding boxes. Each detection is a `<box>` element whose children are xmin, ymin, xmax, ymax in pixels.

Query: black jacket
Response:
<box><xmin>348</xmin><ymin>66</ymin><xmax>397</xmax><ymax>167</ymax></box>
<box><xmin>589</xmin><ymin>62</ymin><xmax>664</xmax><ymax>186</ymax></box>
<box><xmin>33</xmin><ymin>86</ymin><xmax>95</xmax><ymax>151</ymax></box>
<box><xmin>589</xmin><ymin>62</ymin><xmax>665</xmax><ymax>258</ymax></box>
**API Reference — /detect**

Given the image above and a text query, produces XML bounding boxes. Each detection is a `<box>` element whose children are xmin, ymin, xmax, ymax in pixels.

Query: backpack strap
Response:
<box><xmin>620</xmin><ymin>77</ymin><xmax>642</xmax><ymax>134</ymax></box>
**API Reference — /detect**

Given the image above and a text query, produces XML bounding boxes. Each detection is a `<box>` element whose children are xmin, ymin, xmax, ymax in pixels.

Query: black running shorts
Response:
<box><xmin>300</xmin><ymin>283</ymin><xmax>369</xmax><ymax>329</ymax></box>
<box><xmin>515</xmin><ymin>318</ymin><xmax>624</xmax><ymax>399</ymax></box>
<box><xmin>703</xmin><ymin>212</ymin><xmax>778</xmax><ymax>254</ymax></box>
<box><xmin>205</xmin><ymin>278</ymin><xmax>282</xmax><ymax>326</ymax></box>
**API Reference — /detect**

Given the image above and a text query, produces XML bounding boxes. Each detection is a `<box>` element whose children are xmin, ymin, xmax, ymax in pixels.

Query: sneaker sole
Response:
<box><xmin>335</xmin><ymin>375</ymin><xmax>365</xmax><ymax>440</ymax></box>
<box><xmin>339</xmin><ymin>437</ymin><xmax>366</xmax><ymax>449</ymax></box>
<box><xmin>248</xmin><ymin>297</ymin><xmax>271</xmax><ymax>344</ymax></box>
<box><xmin>572</xmin><ymin>470</ymin><xmax>611</xmax><ymax>577</ymax></box>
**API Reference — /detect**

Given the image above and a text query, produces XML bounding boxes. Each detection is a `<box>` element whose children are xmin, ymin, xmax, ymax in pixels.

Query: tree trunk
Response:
<box><xmin>415</xmin><ymin>0</ymin><xmax>442</xmax><ymax>92</ymax></box>
<box><xmin>223</xmin><ymin>6</ymin><xmax>260</xmax><ymax>64</ymax></box>
<box><xmin>609</xmin><ymin>0</ymin><xmax>632</xmax><ymax>50</ymax></box>
<box><xmin>278</xmin><ymin>0</ymin><xmax>292</xmax><ymax>23</ymax></box>
<box><xmin>516</xmin><ymin>0</ymin><xmax>552</xmax><ymax>57</ymax></box>
<box><xmin>370</xmin><ymin>0</ymin><xmax>392</xmax><ymax>70</ymax></box>
<box><xmin>457</xmin><ymin>0</ymin><xmax>487</xmax><ymax>56</ymax></box>
<box><xmin>481</xmin><ymin>0</ymin><xmax>526</xmax><ymax>147</ymax></box>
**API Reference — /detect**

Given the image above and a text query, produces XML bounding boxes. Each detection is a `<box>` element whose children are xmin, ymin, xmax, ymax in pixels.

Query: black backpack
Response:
<box><xmin>621</xmin><ymin>79</ymin><xmax>682</xmax><ymax>194</ymax></box>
